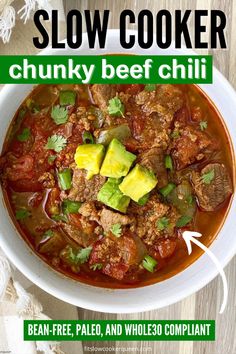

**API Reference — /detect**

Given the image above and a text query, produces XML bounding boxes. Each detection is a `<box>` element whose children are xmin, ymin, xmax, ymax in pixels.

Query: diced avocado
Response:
<box><xmin>74</xmin><ymin>144</ymin><xmax>105</xmax><ymax>179</ymax></box>
<box><xmin>100</xmin><ymin>139</ymin><xmax>136</xmax><ymax>178</ymax></box>
<box><xmin>119</xmin><ymin>164</ymin><xmax>158</xmax><ymax>202</ymax></box>
<box><xmin>97</xmin><ymin>178</ymin><xmax>130</xmax><ymax>213</ymax></box>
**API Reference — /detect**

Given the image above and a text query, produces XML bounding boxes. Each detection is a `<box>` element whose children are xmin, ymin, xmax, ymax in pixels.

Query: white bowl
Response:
<box><xmin>0</xmin><ymin>30</ymin><xmax>235</xmax><ymax>313</ymax></box>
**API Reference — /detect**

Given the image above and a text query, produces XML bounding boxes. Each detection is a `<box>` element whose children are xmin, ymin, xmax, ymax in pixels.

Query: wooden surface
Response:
<box><xmin>0</xmin><ymin>1</ymin><xmax>235</xmax><ymax>353</ymax></box>
<box><xmin>62</xmin><ymin>1</ymin><xmax>236</xmax><ymax>353</ymax></box>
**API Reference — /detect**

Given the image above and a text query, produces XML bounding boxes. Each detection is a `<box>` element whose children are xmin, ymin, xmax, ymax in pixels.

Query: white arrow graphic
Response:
<box><xmin>182</xmin><ymin>230</ymin><xmax>228</xmax><ymax>314</ymax></box>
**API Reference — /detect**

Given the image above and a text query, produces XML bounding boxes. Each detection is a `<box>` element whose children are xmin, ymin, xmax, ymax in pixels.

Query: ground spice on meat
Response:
<box><xmin>129</xmin><ymin>196</ymin><xmax>179</xmax><ymax>246</ymax></box>
<box><xmin>68</xmin><ymin>169</ymin><xmax>106</xmax><ymax>202</ymax></box>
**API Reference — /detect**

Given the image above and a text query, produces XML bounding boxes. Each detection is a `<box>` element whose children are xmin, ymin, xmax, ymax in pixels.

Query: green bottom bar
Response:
<box><xmin>24</xmin><ymin>320</ymin><xmax>215</xmax><ymax>341</ymax></box>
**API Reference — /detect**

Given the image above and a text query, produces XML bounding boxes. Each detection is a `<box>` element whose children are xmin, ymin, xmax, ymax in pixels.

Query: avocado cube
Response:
<box><xmin>119</xmin><ymin>164</ymin><xmax>158</xmax><ymax>202</ymax></box>
<box><xmin>100</xmin><ymin>139</ymin><xmax>136</xmax><ymax>178</ymax></box>
<box><xmin>74</xmin><ymin>144</ymin><xmax>105</xmax><ymax>179</ymax></box>
<box><xmin>97</xmin><ymin>178</ymin><xmax>130</xmax><ymax>213</ymax></box>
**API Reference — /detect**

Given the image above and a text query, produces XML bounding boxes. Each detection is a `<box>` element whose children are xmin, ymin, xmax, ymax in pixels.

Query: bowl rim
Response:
<box><xmin>0</xmin><ymin>29</ymin><xmax>236</xmax><ymax>313</ymax></box>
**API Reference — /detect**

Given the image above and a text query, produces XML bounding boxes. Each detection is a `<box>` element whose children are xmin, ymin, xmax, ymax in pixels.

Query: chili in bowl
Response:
<box><xmin>0</xmin><ymin>31</ymin><xmax>235</xmax><ymax>313</ymax></box>
<box><xmin>0</xmin><ymin>83</ymin><xmax>234</xmax><ymax>289</ymax></box>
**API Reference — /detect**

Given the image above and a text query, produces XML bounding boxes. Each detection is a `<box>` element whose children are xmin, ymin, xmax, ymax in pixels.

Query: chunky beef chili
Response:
<box><xmin>0</xmin><ymin>84</ymin><xmax>234</xmax><ymax>288</ymax></box>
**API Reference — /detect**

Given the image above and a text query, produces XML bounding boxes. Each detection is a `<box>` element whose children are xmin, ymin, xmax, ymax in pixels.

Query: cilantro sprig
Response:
<box><xmin>17</xmin><ymin>128</ymin><xmax>31</xmax><ymax>142</ymax></box>
<box><xmin>45</xmin><ymin>135</ymin><xmax>67</xmax><ymax>153</ymax></box>
<box><xmin>108</xmin><ymin>97</ymin><xmax>125</xmax><ymax>117</ymax></box>
<box><xmin>171</xmin><ymin>130</ymin><xmax>180</xmax><ymax>139</ymax></box>
<box><xmin>90</xmin><ymin>263</ymin><xmax>103</xmax><ymax>271</ymax></box>
<box><xmin>69</xmin><ymin>246</ymin><xmax>92</xmax><ymax>264</ymax></box>
<box><xmin>40</xmin><ymin>229</ymin><xmax>54</xmax><ymax>243</ymax></box>
<box><xmin>110</xmin><ymin>223</ymin><xmax>122</xmax><ymax>237</ymax></box>
<box><xmin>201</xmin><ymin>169</ymin><xmax>215</xmax><ymax>185</ymax></box>
<box><xmin>51</xmin><ymin>214</ymin><xmax>68</xmax><ymax>222</ymax></box>
<box><xmin>62</xmin><ymin>200</ymin><xmax>82</xmax><ymax>214</ymax></box>
<box><xmin>157</xmin><ymin>217</ymin><xmax>169</xmax><ymax>231</ymax></box>
<box><xmin>15</xmin><ymin>209</ymin><xmax>31</xmax><ymax>220</ymax></box>
<box><xmin>51</xmin><ymin>106</ymin><xmax>68</xmax><ymax>125</ymax></box>
<box><xmin>43</xmin><ymin>230</ymin><xmax>54</xmax><ymax>237</ymax></box>
<box><xmin>200</xmin><ymin>121</ymin><xmax>208</xmax><ymax>131</ymax></box>
<box><xmin>48</xmin><ymin>155</ymin><xmax>57</xmax><ymax>163</ymax></box>
<box><xmin>144</xmin><ymin>84</ymin><xmax>156</xmax><ymax>92</ymax></box>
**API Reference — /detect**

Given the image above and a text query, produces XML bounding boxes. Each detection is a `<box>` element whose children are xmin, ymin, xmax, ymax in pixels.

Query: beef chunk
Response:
<box><xmin>79</xmin><ymin>201</ymin><xmax>100</xmax><ymax>222</ymax></box>
<box><xmin>55</xmin><ymin>122</ymin><xmax>73</xmax><ymax>139</ymax></box>
<box><xmin>79</xmin><ymin>203</ymin><xmax>134</xmax><ymax>234</ymax></box>
<box><xmin>61</xmin><ymin>215</ymin><xmax>97</xmax><ymax>247</ymax></box>
<box><xmin>89</xmin><ymin>234</ymin><xmax>147</xmax><ymax>280</ymax></box>
<box><xmin>56</xmin><ymin>143</ymin><xmax>79</xmax><ymax>169</ymax></box>
<box><xmin>136</xmin><ymin>85</ymin><xmax>184</xmax><ymax>117</ymax></box>
<box><xmin>38</xmin><ymin>172</ymin><xmax>55</xmax><ymax>188</ymax></box>
<box><xmin>100</xmin><ymin>208</ymin><xmax>134</xmax><ymax>233</ymax></box>
<box><xmin>90</xmin><ymin>84</ymin><xmax>119</xmax><ymax>110</ymax></box>
<box><xmin>191</xmin><ymin>163</ymin><xmax>232</xmax><ymax>211</ymax></box>
<box><xmin>135</xmin><ymin>117</ymin><xmax>170</xmax><ymax>150</ymax></box>
<box><xmin>102</xmin><ymin>263</ymin><xmax>129</xmax><ymax>280</ymax></box>
<box><xmin>39</xmin><ymin>230</ymin><xmax>66</xmax><ymax>255</ymax></box>
<box><xmin>132</xmin><ymin>85</ymin><xmax>184</xmax><ymax>150</ymax></box>
<box><xmin>129</xmin><ymin>107</ymin><xmax>170</xmax><ymax>151</ymax></box>
<box><xmin>129</xmin><ymin>196</ymin><xmax>179</xmax><ymax>246</ymax></box>
<box><xmin>157</xmin><ymin>239</ymin><xmax>177</xmax><ymax>259</ymax></box>
<box><xmin>135</xmin><ymin>85</ymin><xmax>184</xmax><ymax>123</ymax></box>
<box><xmin>68</xmin><ymin>169</ymin><xmax>106</xmax><ymax>202</ymax></box>
<box><xmin>138</xmin><ymin>147</ymin><xmax>168</xmax><ymax>188</ymax></box>
<box><xmin>171</xmin><ymin>126</ymin><xmax>216</xmax><ymax>170</ymax></box>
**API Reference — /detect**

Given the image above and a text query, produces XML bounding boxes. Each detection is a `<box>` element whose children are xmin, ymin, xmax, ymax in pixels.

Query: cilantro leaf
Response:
<box><xmin>16</xmin><ymin>209</ymin><xmax>31</xmax><ymax>220</ymax></box>
<box><xmin>201</xmin><ymin>169</ymin><xmax>215</xmax><ymax>184</ymax></box>
<box><xmin>90</xmin><ymin>263</ymin><xmax>103</xmax><ymax>271</ymax></box>
<box><xmin>108</xmin><ymin>97</ymin><xmax>125</xmax><ymax>117</ymax></box>
<box><xmin>10</xmin><ymin>109</ymin><xmax>26</xmax><ymax>139</ymax></box>
<box><xmin>171</xmin><ymin>130</ymin><xmax>180</xmax><ymax>139</ymax></box>
<box><xmin>176</xmin><ymin>215</ymin><xmax>192</xmax><ymax>228</ymax></box>
<box><xmin>144</xmin><ymin>84</ymin><xmax>156</xmax><ymax>92</ymax></box>
<box><xmin>45</xmin><ymin>135</ymin><xmax>67</xmax><ymax>153</ymax></box>
<box><xmin>67</xmin><ymin>247</ymin><xmax>76</xmax><ymax>263</ymax></box>
<box><xmin>71</xmin><ymin>247</ymin><xmax>92</xmax><ymax>264</ymax></box>
<box><xmin>32</xmin><ymin>106</ymin><xmax>40</xmax><ymax>114</ymax></box>
<box><xmin>51</xmin><ymin>105</ymin><xmax>68</xmax><ymax>125</ymax></box>
<box><xmin>62</xmin><ymin>200</ymin><xmax>82</xmax><ymax>214</ymax></box>
<box><xmin>51</xmin><ymin>214</ymin><xmax>68</xmax><ymax>222</ymax></box>
<box><xmin>48</xmin><ymin>155</ymin><xmax>57</xmax><ymax>163</ymax></box>
<box><xmin>200</xmin><ymin>121</ymin><xmax>208</xmax><ymax>131</ymax></box>
<box><xmin>17</xmin><ymin>128</ymin><xmax>31</xmax><ymax>142</ymax></box>
<box><xmin>40</xmin><ymin>229</ymin><xmax>54</xmax><ymax>243</ymax></box>
<box><xmin>110</xmin><ymin>223</ymin><xmax>122</xmax><ymax>237</ymax></box>
<box><xmin>157</xmin><ymin>217</ymin><xmax>169</xmax><ymax>231</ymax></box>
<box><xmin>26</xmin><ymin>99</ymin><xmax>40</xmax><ymax>113</ymax></box>
<box><xmin>43</xmin><ymin>230</ymin><xmax>54</xmax><ymax>237</ymax></box>
<box><xmin>18</xmin><ymin>108</ymin><xmax>26</xmax><ymax>120</ymax></box>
